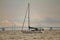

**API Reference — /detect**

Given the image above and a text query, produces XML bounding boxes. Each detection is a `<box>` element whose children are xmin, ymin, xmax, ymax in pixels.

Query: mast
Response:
<box><xmin>22</xmin><ymin>2</ymin><xmax>30</xmax><ymax>31</ymax></box>
<box><xmin>28</xmin><ymin>2</ymin><xmax>30</xmax><ymax>30</ymax></box>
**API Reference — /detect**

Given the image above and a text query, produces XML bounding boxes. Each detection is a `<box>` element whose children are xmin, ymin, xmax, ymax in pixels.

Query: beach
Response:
<box><xmin>0</xmin><ymin>30</ymin><xmax>60</xmax><ymax>40</ymax></box>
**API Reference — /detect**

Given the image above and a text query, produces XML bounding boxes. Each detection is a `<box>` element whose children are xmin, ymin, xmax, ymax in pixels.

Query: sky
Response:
<box><xmin>0</xmin><ymin>0</ymin><xmax>60</xmax><ymax>27</ymax></box>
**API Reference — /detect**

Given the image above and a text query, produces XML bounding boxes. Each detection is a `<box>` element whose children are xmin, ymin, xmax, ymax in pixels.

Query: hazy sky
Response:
<box><xmin>0</xmin><ymin>0</ymin><xmax>60</xmax><ymax>27</ymax></box>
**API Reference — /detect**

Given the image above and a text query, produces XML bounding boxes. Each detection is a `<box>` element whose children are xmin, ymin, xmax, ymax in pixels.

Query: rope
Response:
<box><xmin>22</xmin><ymin>7</ymin><xmax>28</xmax><ymax>30</ymax></box>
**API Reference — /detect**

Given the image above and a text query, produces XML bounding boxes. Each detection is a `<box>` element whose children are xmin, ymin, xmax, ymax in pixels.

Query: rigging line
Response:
<box><xmin>22</xmin><ymin>6</ymin><xmax>28</xmax><ymax>30</ymax></box>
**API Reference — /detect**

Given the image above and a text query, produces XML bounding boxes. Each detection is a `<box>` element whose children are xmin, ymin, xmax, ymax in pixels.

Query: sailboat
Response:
<box><xmin>21</xmin><ymin>2</ymin><xmax>44</xmax><ymax>33</ymax></box>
